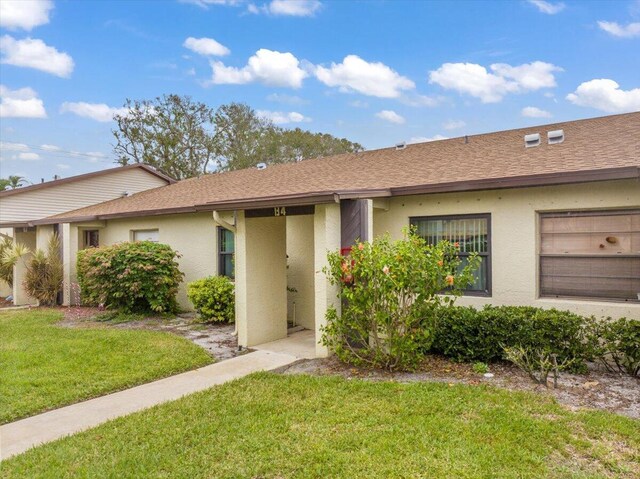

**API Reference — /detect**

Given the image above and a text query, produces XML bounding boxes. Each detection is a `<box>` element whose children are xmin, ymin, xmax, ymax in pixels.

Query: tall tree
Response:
<box><xmin>0</xmin><ymin>179</ymin><xmax>10</xmax><ymax>191</ymax></box>
<box><xmin>112</xmin><ymin>96</ymin><xmax>364</xmax><ymax>178</ymax></box>
<box><xmin>113</xmin><ymin>95</ymin><xmax>217</xmax><ymax>180</ymax></box>
<box><xmin>7</xmin><ymin>176</ymin><xmax>26</xmax><ymax>189</ymax></box>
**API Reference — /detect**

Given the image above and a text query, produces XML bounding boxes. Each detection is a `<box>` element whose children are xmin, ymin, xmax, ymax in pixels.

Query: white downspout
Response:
<box><xmin>212</xmin><ymin>211</ymin><xmax>238</xmax><ymax>336</ymax></box>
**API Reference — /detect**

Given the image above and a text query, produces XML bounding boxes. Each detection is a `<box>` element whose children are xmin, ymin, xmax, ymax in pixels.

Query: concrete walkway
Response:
<box><xmin>0</xmin><ymin>350</ymin><xmax>296</xmax><ymax>460</ymax></box>
<box><xmin>254</xmin><ymin>329</ymin><xmax>317</xmax><ymax>359</ymax></box>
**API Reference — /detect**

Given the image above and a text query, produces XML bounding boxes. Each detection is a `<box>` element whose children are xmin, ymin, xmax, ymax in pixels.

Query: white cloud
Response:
<box><xmin>399</xmin><ymin>94</ymin><xmax>440</xmax><ymax>107</ymax></box>
<box><xmin>0</xmin><ymin>0</ymin><xmax>53</xmax><ymax>31</ymax></box>
<box><xmin>211</xmin><ymin>49</ymin><xmax>307</xmax><ymax>88</ymax></box>
<box><xmin>315</xmin><ymin>55</ymin><xmax>415</xmax><ymax>98</ymax></box>
<box><xmin>429</xmin><ymin>61</ymin><xmax>561</xmax><ymax>103</ymax></box>
<box><xmin>375</xmin><ymin>110</ymin><xmax>405</xmax><ymax>124</ymax></box>
<box><xmin>409</xmin><ymin>135</ymin><xmax>448</xmax><ymax>144</ymax></box>
<box><xmin>256</xmin><ymin>110</ymin><xmax>311</xmax><ymax>124</ymax></box>
<box><xmin>0</xmin><ymin>84</ymin><xmax>47</xmax><ymax>118</ymax></box>
<box><xmin>266</xmin><ymin>0</ymin><xmax>322</xmax><ymax>16</ymax></box>
<box><xmin>348</xmin><ymin>99</ymin><xmax>369</xmax><ymax>108</ymax></box>
<box><xmin>180</xmin><ymin>0</ymin><xmax>242</xmax><ymax>7</ymax></box>
<box><xmin>266</xmin><ymin>93</ymin><xmax>307</xmax><ymax>105</ymax></box>
<box><xmin>597</xmin><ymin>21</ymin><xmax>640</xmax><ymax>38</ymax></box>
<box><xmin>527</xmin><ymin>0</ymin><xmax>565</xmax><ymax>15</ymax></box>
<box><xmin>521</xmin><ymin>106</ymin><xmax>552</xmax><ymax>118</ymax></box>
<box><xmin>40</xmin><ymin>144</ymin><xmax>60</xmax><ymax>151</ymax></box>
<box><xmin>56</xmin><ymin>163</ymin><xmax>70</xmax><ymax>170</ymax></box>
<box><xmin>566</xmin><ymin>79</ymin><xmax>640</xmax><ymax>113</ymax></box>
<box><xmin>0</xmin><ymin>141</ymin><xmax>30</xmax><ymax>152</ymax></box>
<box><xmin>0</xmin><ymin>35</ymin><xmax>74</xmax><ymax>78</ymax></box>
<box><xmin>15</xmin><ymin>152</ymin><xmax>40</xmax><ymax>161</ymax></box>
<box><xmin>443</xmin><ymin>119</ymin><xmax>465</xmax><ymax>130</ymax></box>
<box><xmin>60</xmin><ymin>102</ymin><xmax>129</xmax><ymax>122</ymax></box>
<box><xmin>183</xmin><ymin>37</ymin><xmax>230</xmax><ymax>56</ymax></box>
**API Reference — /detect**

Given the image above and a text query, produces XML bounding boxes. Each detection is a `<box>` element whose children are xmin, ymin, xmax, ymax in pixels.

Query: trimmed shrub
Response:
<box><xmin>432</xmin><ymin>305</ymin><xmax>594</xmax><ymax>372</ymax></box>
<box><xmin>77</xmin><ymin>241</ymin><xmax>184</xmax><ymax>314</ymax></box>
<box><xmin>591</xmin><ymin>318</ymin><xmax>640</xmax><ymax>377</ymax></box>
<box><xmin>321</xmin><ymin>228</ymin><xmax>480</xmax><ymax>371</ymax></box>
<box><xmin>187</xmin><ymin>276</ymin><xmax>235</xmax><ymax>323</ymax></box>
<box><xmin>24</xmin><ymin>234</ymin><xmax>63</xmax><ymax>306</ymax></box>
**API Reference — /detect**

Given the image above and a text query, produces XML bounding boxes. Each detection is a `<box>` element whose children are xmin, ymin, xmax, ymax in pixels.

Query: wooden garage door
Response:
<box><xmin>539</xmin><ymin>210</ymin><xmax>640</xmax><ymax>301</ymax></box>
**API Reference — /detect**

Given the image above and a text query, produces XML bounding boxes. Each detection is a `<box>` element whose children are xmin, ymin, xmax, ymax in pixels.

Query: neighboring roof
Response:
<box><xmin>39</xmin><ymin>112</ymin><xmax>640</xmax><ymax>224</ymax></box>
<box><xmin>0</xmin><ymin>164</ymin><xmax>175</xmax><ymax>198</ymax></box>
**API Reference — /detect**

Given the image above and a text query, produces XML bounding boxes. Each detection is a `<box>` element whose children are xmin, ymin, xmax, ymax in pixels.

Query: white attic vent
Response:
<box><xmin>524</xmin><ymin>133</ymin><xmax>541</xmax><ymax>148</ymax></box>
<box><xmin>547</xmin><ymin>129</ymin><xmax>565</xmax><ymax>145</ymax></box>
<box><xmin>395</xmin><ymin>141</ymin><xmax>406</xmax><ymax>150</ymax></box>
<box><xmin>256</xmin><ymin>162</ymin><xmax>267</xmax><ymax>170</ymax></box>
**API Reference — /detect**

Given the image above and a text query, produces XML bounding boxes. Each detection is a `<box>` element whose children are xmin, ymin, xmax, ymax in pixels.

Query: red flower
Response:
<box><xmin>445</xmin><ymin>275</ymin><xmax>455</xmax><ymax>286</ymax></box>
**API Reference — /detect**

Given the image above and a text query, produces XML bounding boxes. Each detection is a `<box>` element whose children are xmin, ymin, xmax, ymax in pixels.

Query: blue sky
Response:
<box><xmin>1</xmin><ymin>0</ymin><xmax>639</xmax><ymax>184</ymax></box>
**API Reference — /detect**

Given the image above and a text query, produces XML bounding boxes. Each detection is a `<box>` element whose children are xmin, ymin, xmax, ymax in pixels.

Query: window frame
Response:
<box><xmin>410</xmin><ymin>213</ymin><xmax>492</xmax><ymax>297</ymax></box>
<box><xmin>131</xmin><ymin>229</ymin><xmax>159</xmax><ymax>243</ymax></box>
<box><xmin>82</xmin><ymin>229</ymin><xmax>99</xmax><ymax>249</ymax></box>
<box><xmin>217</xmin><ymin>226</ymin><xmax>235</xmax><ymax>280</ymax></box>
<box><xmin>538</xmin><ymin>209</ymin><xmax>640</xmax><ymax>303</ymax></box>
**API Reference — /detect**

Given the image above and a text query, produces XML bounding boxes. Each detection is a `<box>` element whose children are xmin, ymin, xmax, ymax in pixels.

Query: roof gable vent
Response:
<box><xmin>395</xmin><ymin>141</ymin><xmax>406</xmax><ymax>150</ymax></box>
<box><xmin>547</xmin><ymin>129</ymin><xmax>564</xmax><ymax>145</ymax></box>
<box><xmin>524</xmin><ymin>133</ymin><xmax>541</xmax><ymax>148</ymax></box>
<box><xmin>256</xmin><ymin>162</ymin><xmax>267</xmax><ymax>170</ymax></box>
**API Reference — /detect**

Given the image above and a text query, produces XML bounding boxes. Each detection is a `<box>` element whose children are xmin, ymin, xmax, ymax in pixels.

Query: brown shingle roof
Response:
<box><xmin>39</xmin><ymin>112</ymin><xmax>640</xmax><ymax>224</ymax></box>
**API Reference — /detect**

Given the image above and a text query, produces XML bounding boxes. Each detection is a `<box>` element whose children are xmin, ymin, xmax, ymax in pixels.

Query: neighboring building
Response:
<box><xmin>0</xmin><ymin>164</ymin><xmax>175</xmax><ymax>304</ymax></box>
<box><xmin>21</xmin><ymin>113</ymin><xmax>640</xmax><ymax>356</ymax></box>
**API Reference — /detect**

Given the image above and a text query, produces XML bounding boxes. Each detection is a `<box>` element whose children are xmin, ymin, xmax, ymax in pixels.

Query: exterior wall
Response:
<box><xmin>0</xmin><ymin>168</ymin><xmax>168</xmax><ymax>224</ymax></box>
<box><xmin>0</xmin><ymin>228</ymin><xmax>12</xmax><ymax>297</ymax></box>
<box><xmin>314</xmin><ymin>203</ymin><xmax>341</xmax><ymax>357</ymax></box>
<box><xmin>236</xmin><ymin>213</ymin><xmax>288</xmax><ymax>347</ymax></box>
<box><xmin>373</xmin><ymin>179</ymin><xmax>640</xmax><ymax>319</ymax></box>
<box><xmin>12</xmin><ymin>229</ymin><xmax>37</xmax><ymax>305</ymax></box>
<box><xmin>286</xmin><ymin>215</ymin><xmax>315</xmax><ymax>330</ymax></box>
<box><xmin>63</xmin><ymin>212</ymin><xmax>219</xmax><ymax>309</ymax></box>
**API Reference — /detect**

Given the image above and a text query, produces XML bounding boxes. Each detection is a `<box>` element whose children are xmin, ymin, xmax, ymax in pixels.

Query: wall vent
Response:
<box><xmin>524</xmin><ymin>133</ymin><xmax>541</xmax><ymax>148</ymax></box>
<box><xmin>395</xmin><ymin>141</ymin><xmax>406</xmax><ymax>150</ymax></box>
<box><xmin>256</xmin><ymin>162</ymin><xmax>267</xmax><ymax>170</ymax></box>
<box><xmin>547</xmin><ymin>129</ymin><xmax>565</xmax><ymax>145</ymax></box>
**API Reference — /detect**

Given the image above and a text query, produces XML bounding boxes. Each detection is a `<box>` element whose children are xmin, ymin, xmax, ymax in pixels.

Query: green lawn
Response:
<box><xmin>2</xmin><ymin>374</ymin><xmax>638</xmax><ymax>478</ymax></box>
<box><xmin>0</xmin><ymin>309</ymin><xmax>212</xmax><ymax>423</ymax></box>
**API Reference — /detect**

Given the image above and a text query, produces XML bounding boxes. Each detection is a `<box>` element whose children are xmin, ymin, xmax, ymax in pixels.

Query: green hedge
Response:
<box><xmin>187</xmin><ymin>276</ymin><xmax>235</xmax><ymax>323</ymax></box>
<box><xmin>77</xmin><ymin>241</ymin><xmax>184</xmax><ymax>314</ymax></box>
<box><xmin>432</xmin><ymin>305</ymin><xmax>595</xmax><ymax>372</ymax></box>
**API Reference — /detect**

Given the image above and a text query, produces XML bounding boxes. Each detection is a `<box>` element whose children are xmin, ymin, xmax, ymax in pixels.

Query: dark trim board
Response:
<box><xmin>245</xmin><ymin>205</ymin><xmax>315</xmax><ymax>218</ymax></box>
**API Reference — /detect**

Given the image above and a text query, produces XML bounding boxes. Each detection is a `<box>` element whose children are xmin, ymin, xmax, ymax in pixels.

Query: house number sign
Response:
<box><xmin>245</xmin><ymin>205</ymin><xmax>315</xmax><ymax>218</ymax></box>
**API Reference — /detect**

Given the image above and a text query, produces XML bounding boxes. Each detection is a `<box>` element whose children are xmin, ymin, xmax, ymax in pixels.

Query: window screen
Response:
<box><xmin>410</xmin><ymin>214</ymin><xmax>491</xmax><ymax>295</ymax></box>
<box><xmin>539</xmin><ymin>210</ymin><xmax>640</xmax><ymax>301</ymax></box>
<box><xmin>218</xmin><ymin>227</ymin><xmax>235</xmax><ymax>279</ymax></box>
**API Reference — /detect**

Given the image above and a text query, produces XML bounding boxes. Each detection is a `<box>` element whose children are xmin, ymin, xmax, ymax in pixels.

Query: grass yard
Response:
<box><xmin>0</xmin><ymin>309</ymin><xmax>212</xmax><ymax>423</ymax></box>
<box><xmin>2</xmin><ymin>373</ymin><xmax>638</xmax><ymax>478</ymax></box>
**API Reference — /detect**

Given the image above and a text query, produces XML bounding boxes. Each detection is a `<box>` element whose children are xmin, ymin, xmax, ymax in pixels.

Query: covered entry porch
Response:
<box><xmin>231</xmin><ymin>199</ymin><xmax>372</xmax><ymax>358</ymax></box>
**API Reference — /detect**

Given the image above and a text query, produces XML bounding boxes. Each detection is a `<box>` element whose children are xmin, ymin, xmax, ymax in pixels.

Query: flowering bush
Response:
<box><xmin>187</xmin><ymin>276</ymin><xmax>235</xmax><ymax>323</ymax></box>
<box><xmin>77</xmin><ymin>241</ymin><xmax>184</xmax><ymax>314</ymax></box>
<box><xmin>321</xmin><ymin>228</ymin><xmax>480</xmax><ymax>371</ymax></box>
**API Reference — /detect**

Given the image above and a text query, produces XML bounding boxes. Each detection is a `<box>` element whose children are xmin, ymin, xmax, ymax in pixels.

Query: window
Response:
<box><xmin>540</xmin><ymin>209</ymin><xmax>640</xmax><ymax>302</ymax></box>
<box><xmin>132</xmin><ymin>229</ymin><xmax>159</xmax><ymax>243</ymax></box>
<box><xmin>83</xmin><ymin>230</ymin><xmax>99</xmax><ymax>248</ymax></box>
<box><xmin>218</xmin><ymin>227</ymin><xmax>235</xmax><ymax>279</ymax></box>
<box><xmin>410</xmin><ymin>214</ymin><xmax>491</xmax><ymax>295</ymax></box>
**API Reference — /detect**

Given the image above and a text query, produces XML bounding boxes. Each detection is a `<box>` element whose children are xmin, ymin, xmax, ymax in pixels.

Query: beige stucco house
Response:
<box><xmin>14</xmin><ymin>113</ymin><xmax>640</xmax><ymax>357</ymax></box>
<box><xmin>0</xmin><ymin>164</ymin><xmax>174</xmax><ymax>304</ymax></box>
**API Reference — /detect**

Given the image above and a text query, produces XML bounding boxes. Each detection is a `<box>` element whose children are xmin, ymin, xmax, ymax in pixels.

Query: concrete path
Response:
<box><xmin>0</xmin><ymin>350</ymin><xmax>296</xmax><ymax>460</ymax></box>
<box><xmin>254</xmin><ymin>329</ymin><xmax>317</xmax><ymax>359</ymax></box>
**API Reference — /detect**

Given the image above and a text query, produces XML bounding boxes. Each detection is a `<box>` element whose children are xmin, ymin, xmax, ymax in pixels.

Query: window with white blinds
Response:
<box><xmin>539</xmin><ymin>210</ymin><xmax>640</xmax><ymax>302</ymax></box>
<box><xmin>411</xmin><ymin>214</ymin><xmax>491</xmax><ymax>295</ymax></box>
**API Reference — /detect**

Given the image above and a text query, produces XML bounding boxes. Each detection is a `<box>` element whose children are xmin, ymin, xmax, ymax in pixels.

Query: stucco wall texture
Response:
<box><xmin>373</xmin><ymin>179</ymin><xmax>640</xmax><ymax>319</ymax></box>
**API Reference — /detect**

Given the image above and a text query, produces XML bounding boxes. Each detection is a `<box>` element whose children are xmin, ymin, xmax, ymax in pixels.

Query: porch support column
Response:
<box><xmin>62</xmin><ymin>223</ymin><xmax>80</xmax><ymax>306</ymax></box>
<box><xmin>314</xmin><ymin>203</ymin><xmax>341</xmax><ymax>358</ymax></box>
<box><xmin>235</xmin><ymin>211</ymin><xmax>288</xmax><ymax>348</ymax></box>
